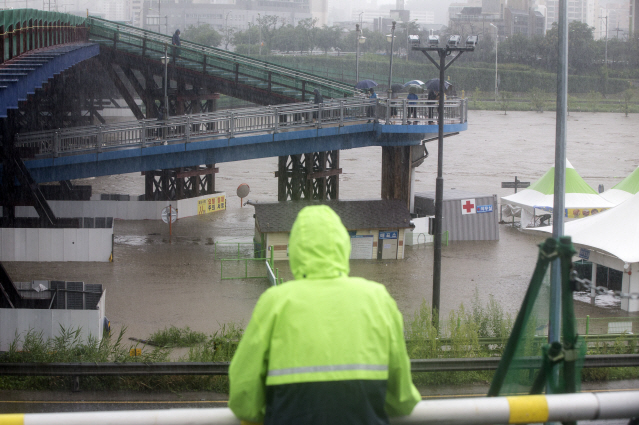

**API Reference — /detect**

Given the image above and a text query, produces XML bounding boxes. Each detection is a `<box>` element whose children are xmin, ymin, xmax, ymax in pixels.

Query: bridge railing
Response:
<box><xmin>15</xmin><ymin>98</ymin><xmax>468</xmax><ymax>158</ymax></box>
<box><xmin>86</xmin><ymin>17</ymin><xmax>360</xmax><ymax>101</ymax></box>
<box><xmin>386</xmin><ymin>98</ymin><xmax>468</xmax><ymax>125</ymax></box>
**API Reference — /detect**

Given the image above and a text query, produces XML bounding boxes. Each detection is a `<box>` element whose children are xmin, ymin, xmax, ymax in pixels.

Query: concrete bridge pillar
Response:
<box><xmin>381</xmin><ymin>145</ymin><xmax>428</xmax><ymax>211</ymax></box>
<box><xmin>276</xmin><ymin>151</ymin><xmax>341</xmax><ymax>201</ymax></box>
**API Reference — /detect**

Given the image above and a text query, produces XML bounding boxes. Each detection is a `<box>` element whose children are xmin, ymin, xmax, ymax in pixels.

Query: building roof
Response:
<box><xmin>253</xmin><ymin>199</ymin><xmax>412</xmax><ymax>233</ymax></box>
<box><xmin>415</xmin><ymin>190</ymin><xmax>495</xmax><ymax>201</ymax></box>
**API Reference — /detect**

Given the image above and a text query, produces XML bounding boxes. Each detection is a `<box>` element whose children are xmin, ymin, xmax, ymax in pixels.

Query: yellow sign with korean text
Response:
<box><xmin>198</xmin><ymin>195</ymin><xmax>226</xmax><ymax>215</ymax></box>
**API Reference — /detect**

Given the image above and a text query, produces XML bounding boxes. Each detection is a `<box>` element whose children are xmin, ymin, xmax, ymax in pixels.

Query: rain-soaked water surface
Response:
<box><xmin>5</xmin><ymin>111</ymin><xmax>639</xmax><ymax>341</ymax></box>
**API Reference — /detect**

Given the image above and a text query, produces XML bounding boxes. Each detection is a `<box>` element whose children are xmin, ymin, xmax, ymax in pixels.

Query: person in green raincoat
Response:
<box><xmin>229</xmin><ymin>205</ymin><xmax>420</xmax><ymax>425</ymax></box>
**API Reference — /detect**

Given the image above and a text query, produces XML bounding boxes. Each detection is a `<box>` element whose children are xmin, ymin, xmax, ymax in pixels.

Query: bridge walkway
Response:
<box><xmin>15</xmin><ymin>98</ymin><xmax>468</xmax><ymax>183</ymax></box>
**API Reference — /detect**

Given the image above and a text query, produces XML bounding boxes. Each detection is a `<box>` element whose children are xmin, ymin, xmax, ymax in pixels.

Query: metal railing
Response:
<box><xmin>86</xmin><ymin>17</ymin><xmax>359</xmax><ymax>101</ymax></box>
<box><xmin>0</xmin><ymin>391</ymin><xmax>638</xmax><ymax>425</ymax></box>
<box><xmin>1</xmin><ymin>354</ymin><xmax>637</xmax><ymax>376</ymax></box>
<box><xmin>15</xmin><ymin>98</ymin><xmax>468</xmax><ymax>159</ymax></box>
<box><xmin>386</xmin><ymin>98</ymin><xmax>468</xmax><ymax>125</ymax></box>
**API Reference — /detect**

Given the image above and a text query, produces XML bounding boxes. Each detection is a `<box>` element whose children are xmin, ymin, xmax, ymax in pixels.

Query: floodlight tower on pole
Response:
<box><xmin>412</xmin><ymin>34</ymin><xmax>477</xmax><ymax>331</ymax></box>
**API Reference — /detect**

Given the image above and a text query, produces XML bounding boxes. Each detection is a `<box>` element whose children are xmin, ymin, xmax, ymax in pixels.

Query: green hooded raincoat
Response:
<box><xmin>228</xmin><ymin>205</ymin><xmax>420</xmax><ymax>425</ymax></box>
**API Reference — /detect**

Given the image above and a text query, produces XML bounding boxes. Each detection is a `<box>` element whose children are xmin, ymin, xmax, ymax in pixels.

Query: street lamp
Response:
<box><xmin>490</xmin><ymin>23</ymin><xmax>498</xmax><ymax>102</ymax></box>
<box><xmin>405</xmin><ymin>19</ymin><xmax>417</xmax><ymax>61</ymax></box>
<box><xmin>258</xmin><ymin>13</ymin><xmax>262</xmax><ymax>55</ymax></box>
<box><xmin>355</xmin><ymin>24</ymin><xmax>366</xmax><ymax>82</ymax></box>
<box><xmin>161</xmin><ymin>44</ymin><xmax>169</xmax><ymax>116</ymax></box>
<box><xmin>412</xmin><ymin>34</ymin><xmax>477</xmax><ymax>331</ymax></box>
<box><xmin>386</xmin><ymin>21</ymin><xmax>396</xmax><ymax>125</ymax></box>
<box><xmin>224</xmin><ymin>11</ymin><xmax>232</xmax><ymax>51</ymax></box>
<box><xmin>600</xmin><ymin>16</ymin><xmax>608</xmax><ymax>69</ymax></box>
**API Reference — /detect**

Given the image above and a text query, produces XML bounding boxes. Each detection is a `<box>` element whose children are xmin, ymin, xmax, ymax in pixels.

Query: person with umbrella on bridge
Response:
<box><xmin>406</xmin><ymin>86</ymin><xmax>418</xmax><ymax>122</ymax></box>
<box><xmin>390</xmin><ymin>84</ymin><xmax>404</xmax><ymax>120</ymax></box>
<box><xmin>312</xmin><ymin>88</ymin><xmax>323</xmax><ymax>122</ymax></box>
<box><xmin>367</xmin><ymin>87</ymin><xmax>377</xmax><ymax>120</ymax></box>
<box><xmin>172</xmin><ymin>29</ymin><xmax>181</xmax><ymax>62</ymax></box>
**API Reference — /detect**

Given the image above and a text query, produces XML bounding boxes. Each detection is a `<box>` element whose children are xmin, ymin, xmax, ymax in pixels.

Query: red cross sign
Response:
<box><xmin>461</xmin><ymin>199</ymin><xmax>476</xmax><ymax>215</ymax></box>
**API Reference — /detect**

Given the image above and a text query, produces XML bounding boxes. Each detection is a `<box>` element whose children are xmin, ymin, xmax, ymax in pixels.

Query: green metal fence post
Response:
<box><xmin>270</xmin><ymin>246</ymin><xmax>274</xmax><ymax>268</ymax></box>
<box><xmin>586</xmin><ymin>315</ymin><xmax>590</xmax><ymax>335</ymax></box>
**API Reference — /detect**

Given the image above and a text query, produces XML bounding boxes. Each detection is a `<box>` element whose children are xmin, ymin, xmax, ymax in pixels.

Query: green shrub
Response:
<box><xmin>148</xmin><ymin>326</ymin><xmax>208</xmax><ymax>348</ymax></box>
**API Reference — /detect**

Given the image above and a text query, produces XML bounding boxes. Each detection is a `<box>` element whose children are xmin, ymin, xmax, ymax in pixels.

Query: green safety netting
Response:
<box><xmin>488</xmin><ymin>237</ymin><xmax>586</xmax><ymax>396</ymax></box>
<box><xmin>0</xmin><ymin>9</ymin><xmax>86</xmax><ymax>31</ymax></box>
<box><xmin>86</xmin><ymin>17</ymin><xmax>359</xmax><ymax>101</ymax></box>
<box><xmin>0</xmin><ymin>9</ymin><xmax>87</xmax><ymax>62</ymax></box>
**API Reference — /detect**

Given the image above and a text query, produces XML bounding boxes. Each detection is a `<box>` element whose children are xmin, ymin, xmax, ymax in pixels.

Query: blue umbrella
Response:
<box><xmin>355</xmin><ymin>79</ymin><xmax>378</xmax><ymax>89</ymax></box>
<box><xmin>425</xmin><ymin>78</ymin><xmax>452</xmax><ymax>92</ymax></box>
<box><xmin>403</xmin><ymin>79</ymin><xmax>425</xmax><ymax>87</ymax></box>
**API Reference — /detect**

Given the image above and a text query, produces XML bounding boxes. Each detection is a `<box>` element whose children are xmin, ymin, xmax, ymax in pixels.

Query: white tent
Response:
<box><xmin>601</xmin><ymin>166</ymin><xmax>639</xmax><ymax>205</ymax></box>
<box><xmin>533</xmin><ymin>192</ymin><xmax>639</xmax><ymax>312</ymax></box>
<box><xmin>501</xmin><ymin>159</ymin><xmax>615</xmax><ymax>228</ymax></box>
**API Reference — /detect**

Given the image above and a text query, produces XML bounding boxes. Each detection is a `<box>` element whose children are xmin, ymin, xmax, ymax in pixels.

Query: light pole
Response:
<box><xmin>258</xmin><ymin>13</ymin><xmax>262</xmax><ymax>55</ymax></box>
<box><xmin>490</xmin><ymin>23</ymin><xmax>498</xmax><ymax>102</ymax></box>
<box><xmin>248</xmin><ymin>23</ymin><xmax>252</xmax><ymax>56</ymax></box>
<box><xmin>163</xmin><ymin>43</ymin><xmax>169</xmax><ymax>116</ymax></box>
<box><xmin>224</xmin><ymin>11</ymin><xmax>232</xmax><ymax>51</ymax></box>
<box><xmin>601</xmin><ymin>15</ymin><xmax>608</xmax><ymax>69</ymax></box>
<box><xmin>412</xmin><ymin>34</ymin><xmax>477</xmax><ymax>331</ymax></box>
<box><xmin>355</xmin><ymin>24</ymin><xmax>366</xmax><ymax>82</ymax></box>
<box><xmin>386</xmin><ymin>21</ymin><xmax>396</xmax><ymax>125</ymax></box>
<box><xmin>405</xmin><ymin>20</ymin><xmax>417</xmax><ymax>61</ymax></box>
<box><xmin>158</xmin><ymin>0</ymin><xmax>161</xmax><ymax>34</ymax></box>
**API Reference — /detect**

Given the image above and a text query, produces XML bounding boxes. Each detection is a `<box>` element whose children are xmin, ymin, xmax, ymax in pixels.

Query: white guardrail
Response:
<box><xmin>15</xmin><ymin>98</ymin><xmax>467</xmax><ymax>159</ymax></box>
<box><xmin>0</xmin><ymin>391</ymin><xmax>637</xmax><ymax>425</ymax></box>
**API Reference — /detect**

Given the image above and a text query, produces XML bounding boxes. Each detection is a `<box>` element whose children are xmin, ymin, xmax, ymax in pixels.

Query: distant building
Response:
<box><xmin>141</xmin><ymin>0</ymin><xmax>316</xmax><ymax>38</ymax></box>
<box><xmin>449</xmin><ymin>0</ymin><xmax>546</xmax><ymax>38</ymax></box>
<box><xmin>504</xmin><ymin>7</ymin><xmax>545</xmax><ymax>36</ymax></box>
<box><xmin>600</xmin><ymin>2</ymin><xmax>631</xmax><ymax>39</ymax></box>
<box><xmin>544</xmin><ymin>0</ymin><xmax>597</xmax><ymax>31</ymax></box>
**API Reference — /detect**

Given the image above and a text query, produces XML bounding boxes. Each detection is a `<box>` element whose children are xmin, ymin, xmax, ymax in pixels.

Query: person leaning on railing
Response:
<box><xmin>228</xmin><ymin>205</ymin><xmax>420</xmax><ymax>425</ymax></box>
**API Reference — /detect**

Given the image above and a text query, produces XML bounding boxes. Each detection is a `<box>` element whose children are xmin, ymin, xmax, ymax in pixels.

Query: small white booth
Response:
<box><xmin>534</xmin><ymin>192</ymin><xmax>639</xmax><ymax>312</ymax></box>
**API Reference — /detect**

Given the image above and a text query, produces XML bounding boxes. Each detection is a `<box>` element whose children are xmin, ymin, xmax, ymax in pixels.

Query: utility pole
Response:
<box><xmin>258</xmin><ymin>13</ymin><xmax>262</xmax><ymax>55</ymax></box>
<box><xmin>601</xmin><ymin>15</ymin><xmax>608</xmax><ymax>68</ymax></box>
<box><xmin>413</xmin><ymin>34</ymin><xmax>476</xmax><ymax>331</ymax></box>
<box><xmin>490</xmin><ymin>23</ymin><xmax>498</xmax><ymax>102</ymax></box>
<box><xmin>158</xmin><ymin>0</ymin><xmax>161</xmax><ymax>34</ymax></box>
<box><xmin>385</xmin><ymin>21</ymin><xmax>396</xmax><ymax>125</ymax></box>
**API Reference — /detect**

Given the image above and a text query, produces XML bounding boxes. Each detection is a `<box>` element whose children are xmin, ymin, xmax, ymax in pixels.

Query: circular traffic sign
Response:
<box><xmin>236</xmin><ymin>183</ymin><xmax>250</xmax><ymax>198</ymax></box>
<box><xmin>161</xmin><ymin>205</ymin><xmax>177</xmax><ymax>224</ymax></box>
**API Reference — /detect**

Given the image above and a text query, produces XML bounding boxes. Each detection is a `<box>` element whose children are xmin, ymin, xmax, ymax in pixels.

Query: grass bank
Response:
<box><xmin>1</xmin><ymin>295</ymin><xmax>637</xmax><ymax>392</ymax></box>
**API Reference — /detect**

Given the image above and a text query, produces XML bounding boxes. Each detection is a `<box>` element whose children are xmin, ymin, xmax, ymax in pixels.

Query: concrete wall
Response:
<box><xmin>0</xmin><ymin>228</ymin><xmax>113</xmax><ymax>262</ymax></box>
<box><xmin>14</xmin><ymin>192</ymin><xmax>226</xmax><ymax>221</ymax></box>
<box><xmin>0</xmin><ymin>292</ymin><xmax>105</xmax><ymax>351</ymax></box>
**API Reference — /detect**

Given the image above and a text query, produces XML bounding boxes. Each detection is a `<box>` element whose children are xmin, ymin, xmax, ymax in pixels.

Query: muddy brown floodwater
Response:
<box><xmin>4</xmin><ymin>110</ymin><xmax>639</xmax><ymax>341</ymax></box>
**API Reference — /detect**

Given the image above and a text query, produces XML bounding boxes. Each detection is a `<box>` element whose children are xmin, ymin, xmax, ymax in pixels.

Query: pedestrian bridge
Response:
<box><xmin>16</xmin><ymin>97</ymin><xmax>468</xmax><ymax>183</ymax></box>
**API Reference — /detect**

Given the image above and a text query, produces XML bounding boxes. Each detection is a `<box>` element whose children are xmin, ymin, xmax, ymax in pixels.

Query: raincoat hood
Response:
<box><xmin>288</xmin><ymin>205</ymin><xmax>350</xmax><ymax>280</ymax></box>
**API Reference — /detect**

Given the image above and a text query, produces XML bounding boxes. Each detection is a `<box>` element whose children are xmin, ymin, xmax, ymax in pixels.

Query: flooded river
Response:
<box><xmin>4</xmin><ymin>110</ymin><xmax>639</xmax><ymax>341</ymax></box>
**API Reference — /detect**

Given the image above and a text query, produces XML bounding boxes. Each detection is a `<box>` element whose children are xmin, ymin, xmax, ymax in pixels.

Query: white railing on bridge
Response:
<box><xmin>15</xmin><ymin>98</ymin><xmax>468</xmax><ymax>159</ymax></box>
<box><xmin>0</xmin><ymin>391</ymin><xmax>637</xmax><ymax>424</ymax></box>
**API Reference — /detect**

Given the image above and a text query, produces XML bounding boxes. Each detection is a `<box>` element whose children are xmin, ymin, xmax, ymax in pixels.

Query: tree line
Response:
<box><xmin>183</xmin><ymin>17</ymin><xmax>639</xmax><ymax>79</ymax></box>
